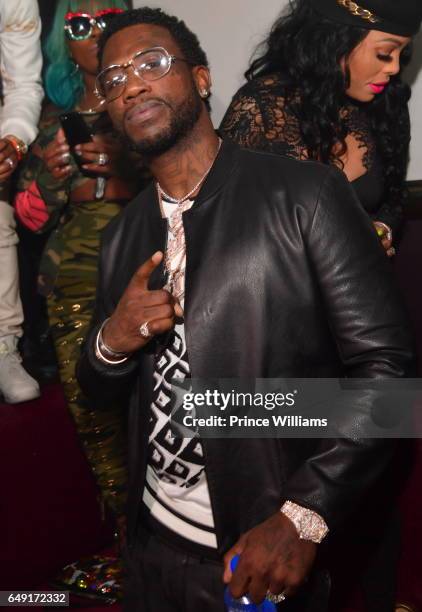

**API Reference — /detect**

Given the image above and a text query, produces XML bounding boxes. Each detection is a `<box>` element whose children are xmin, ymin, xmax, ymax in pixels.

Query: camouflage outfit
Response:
<box><xmin>17</xmin><ymin>104</ymin><xmax>134</xmax><ymax>517</ymax></box>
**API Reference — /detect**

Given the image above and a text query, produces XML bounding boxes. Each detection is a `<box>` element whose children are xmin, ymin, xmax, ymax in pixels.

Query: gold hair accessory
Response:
<box><xmin>336</xmin><ymin>0</ymin><xmax>380</xmax><ymax>23</ymax></box>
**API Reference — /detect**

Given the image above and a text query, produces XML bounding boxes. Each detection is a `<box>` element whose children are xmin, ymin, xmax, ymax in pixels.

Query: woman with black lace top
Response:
<box><xmin>221</xmin><ymin>0</ymin><xmax>422</xmax><ymax>257</ymax></box>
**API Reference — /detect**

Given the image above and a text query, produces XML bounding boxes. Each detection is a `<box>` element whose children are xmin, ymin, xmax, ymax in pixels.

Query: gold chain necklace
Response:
<box><xmin>157</xmin><ymin>138</ymin><xmax>222</xmax><ymax>299</ymax></box>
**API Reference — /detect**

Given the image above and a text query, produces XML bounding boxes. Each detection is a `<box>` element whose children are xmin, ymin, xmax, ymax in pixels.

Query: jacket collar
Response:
<box><xmin>193</xmin><ymin>136</ymin><xmax>239</xmax><ymax>208</ymax></box>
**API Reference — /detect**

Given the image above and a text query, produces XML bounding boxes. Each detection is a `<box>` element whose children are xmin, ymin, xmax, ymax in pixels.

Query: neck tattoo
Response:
<box><xmin>156</xmin><ymin>138</ymin><xmax>222</xmax><ymax>204</ymax></box>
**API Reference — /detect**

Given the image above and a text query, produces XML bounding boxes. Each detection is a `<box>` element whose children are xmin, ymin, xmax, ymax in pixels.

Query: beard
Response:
<box><xmin>122</xmin><ymin>87</ymin><xmax>203</xmax><ymax>159</ymax></box>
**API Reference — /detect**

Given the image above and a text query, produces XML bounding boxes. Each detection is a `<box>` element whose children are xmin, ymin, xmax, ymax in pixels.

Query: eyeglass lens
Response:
<box><xmin>98</xmin><ymin>49</ymin><xmax>171</xmax><ymax>100</ymax></box>
<box><xmin>67</xmin><ymin>16</ymin><xmax>92</xmax><ymax>39</ymax></box>
<box><xmin>66</xmin><ymin>13</ymin><xmax>119</xmax><ymax>40</ymax></box>
<box><xmin>96</xmin><ymin>13</ymin><xmax>118</xmax><ymax>30</ymax></box>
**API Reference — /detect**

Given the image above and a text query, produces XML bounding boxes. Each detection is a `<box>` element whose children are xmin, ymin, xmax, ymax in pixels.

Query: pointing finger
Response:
<box><xmin>130</xmin><ymin>251</ymin><xmax>163</xmax><ymax>292</ymax></box>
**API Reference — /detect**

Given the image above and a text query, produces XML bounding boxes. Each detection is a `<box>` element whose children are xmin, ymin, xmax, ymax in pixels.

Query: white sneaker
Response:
<box><xmin>0</xmin><ymin>335</ymin><xmax>40</xmax><ymax>404</ymax></box>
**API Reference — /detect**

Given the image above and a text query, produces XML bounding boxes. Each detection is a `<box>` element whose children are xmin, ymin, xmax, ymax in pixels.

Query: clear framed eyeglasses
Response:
<box><xmin>95</xmin><ymin>46</ymin><xmax>191</xmax><ymax>102</ymax></box>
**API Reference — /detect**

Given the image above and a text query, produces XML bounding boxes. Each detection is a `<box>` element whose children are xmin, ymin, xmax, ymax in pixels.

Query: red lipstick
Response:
<box><xmin>369</xmin><ymin>82</ymin><xmax>388</xmax><ymax>94</ymax></box>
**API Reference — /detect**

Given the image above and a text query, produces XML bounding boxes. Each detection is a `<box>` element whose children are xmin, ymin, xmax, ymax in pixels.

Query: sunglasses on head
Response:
<box><xmin>64</xmin><ymin>8</ymin><xmax>124</xmax><ymax>41</ymax></box>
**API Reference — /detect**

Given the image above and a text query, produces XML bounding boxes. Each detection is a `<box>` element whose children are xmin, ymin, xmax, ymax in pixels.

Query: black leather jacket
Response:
<box><xmin>77</xmin><ymin>139</ymin><xmax>412</xmax><ymax>553</ymax></box>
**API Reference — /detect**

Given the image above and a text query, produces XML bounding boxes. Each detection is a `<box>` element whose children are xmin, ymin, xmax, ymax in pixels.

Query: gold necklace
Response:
<box><xmin>157</xmin><ymin>138</ymin><xmax>222</xmax><ymax>299</ymax></box>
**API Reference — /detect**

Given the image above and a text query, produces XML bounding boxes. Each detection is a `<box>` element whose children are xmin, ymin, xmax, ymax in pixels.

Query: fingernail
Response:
<box><xmin>62</xmin><ymin>153</ymin><xmax>70</xmax><ymax>163</ymax></box>
<box><xmin>175</xmin><ymin>304</ymin><xmax>184</xmax><ymax>318</ymax></box>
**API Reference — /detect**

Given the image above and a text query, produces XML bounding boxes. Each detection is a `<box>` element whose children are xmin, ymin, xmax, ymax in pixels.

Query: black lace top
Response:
<box><xmin>220</xmin><ymin>74</ymin><xmax>400</xmax><ymax>229</ymax></box>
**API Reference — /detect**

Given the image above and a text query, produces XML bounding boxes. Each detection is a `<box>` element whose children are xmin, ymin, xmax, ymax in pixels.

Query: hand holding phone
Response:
<box><xmin>59</xmin><ymin>112</ymin><xmax>94</xmax><ymax>171</ymax></box>
<box><xmin>59</xmin><ymin>112</ymin><xmax>93</xmax><ymax>148</ymax></box>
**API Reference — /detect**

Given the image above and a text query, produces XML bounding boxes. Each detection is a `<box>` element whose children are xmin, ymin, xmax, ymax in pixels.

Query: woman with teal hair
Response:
<box><xmin>15</xmin><ymin>0</ymin><xmax>138</xmax><ymax>526</ymax></box>
<box><xmin>44</xmin><ymin>0</ymin><xmax>127</xmax><ymax>111</ymax></box>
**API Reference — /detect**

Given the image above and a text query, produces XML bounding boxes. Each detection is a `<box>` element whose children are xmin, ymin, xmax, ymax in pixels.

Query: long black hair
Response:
<box><xmin>246</xmin><ymin>0</ymin><xmax>411</xmax><ymax>207</ymax></box>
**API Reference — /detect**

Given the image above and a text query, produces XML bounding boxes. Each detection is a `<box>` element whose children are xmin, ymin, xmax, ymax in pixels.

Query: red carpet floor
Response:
<box><xmin>0</xmin><ymin>383</ymin><xmax>120</xmax><ymax>610</ymax></box>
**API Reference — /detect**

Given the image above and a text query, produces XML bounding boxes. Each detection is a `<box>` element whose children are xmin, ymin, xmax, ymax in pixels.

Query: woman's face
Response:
<box><xmin>344</xmin><ymin>30</ymin><xmax>410</xmax><ymax>102</ymax></box>
<box><xmin>66</xmin><ymin>2</ymin><xmax>119</xmax><ymax>76</ymax></box>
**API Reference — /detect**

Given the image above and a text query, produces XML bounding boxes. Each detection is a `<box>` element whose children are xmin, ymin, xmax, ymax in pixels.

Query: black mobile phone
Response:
<box><xmin>59</xmin><ymin>112</ymin><xmax>93</xmax><ymax>148</ymax></box>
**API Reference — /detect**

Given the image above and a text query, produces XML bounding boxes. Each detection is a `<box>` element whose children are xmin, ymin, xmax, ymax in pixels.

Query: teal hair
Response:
<box><xmin>44</xmin><ymin>0</ymin><xmax>128</xmax><ymax>110</ymax></box>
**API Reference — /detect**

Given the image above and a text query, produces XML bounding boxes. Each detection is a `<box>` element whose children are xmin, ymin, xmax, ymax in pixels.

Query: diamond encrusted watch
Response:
<box><xmin>281</xmin><ymin>500</ymin><xmax>329</xmax><ymax>543</ymax></box>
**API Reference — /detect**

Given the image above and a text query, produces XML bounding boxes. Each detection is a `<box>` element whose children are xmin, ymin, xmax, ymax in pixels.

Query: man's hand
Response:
<box><xmin>0</xmin><ymin>138</ymin><xmax>18</xmax><ymax>182</ymax></box>
<box><xmin>223</xmin><ymin>512</ymin><xmax>317</xmax><ymax>604</ymax></box>
<box><xmin>102</xmin><ymin>251</ymin><xmax>183</xmax><ymax>354</ymax></box>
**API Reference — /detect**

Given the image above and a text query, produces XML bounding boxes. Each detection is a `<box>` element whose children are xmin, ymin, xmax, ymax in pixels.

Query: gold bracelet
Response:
<box><xmin>4</xmin><ymin>135</ymin><xmax>28</xmax><ymax>162</ymax></box>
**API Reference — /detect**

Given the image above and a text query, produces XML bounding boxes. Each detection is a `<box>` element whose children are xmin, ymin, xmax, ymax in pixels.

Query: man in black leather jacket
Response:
<box><xmin>76</xmin><ymin>8</ymin><xmax>413</xmax><ymax>612</ymax></box>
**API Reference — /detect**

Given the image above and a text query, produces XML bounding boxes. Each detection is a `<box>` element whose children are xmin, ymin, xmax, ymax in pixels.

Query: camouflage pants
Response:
<box><xmin>47</xmin><ymin>200</ymin><xmax>127</xmax><ymax>517</ymax></box>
